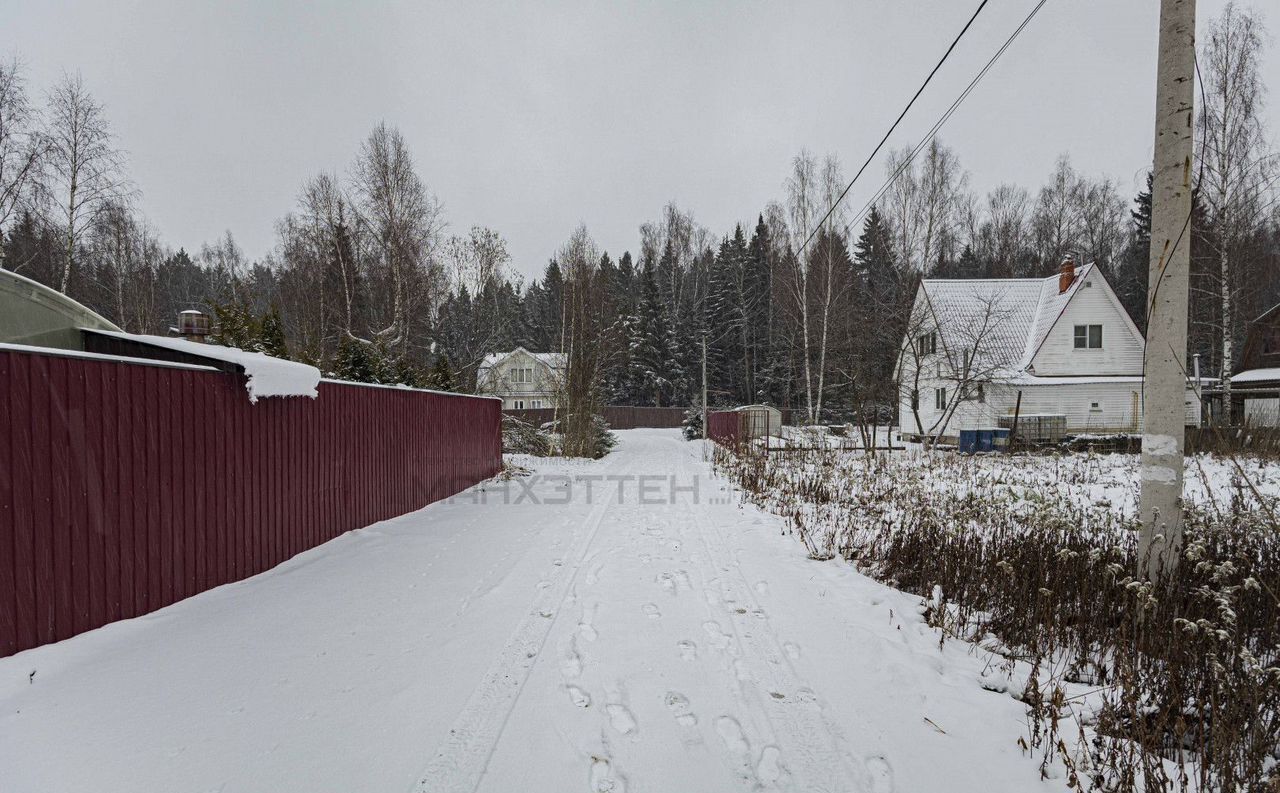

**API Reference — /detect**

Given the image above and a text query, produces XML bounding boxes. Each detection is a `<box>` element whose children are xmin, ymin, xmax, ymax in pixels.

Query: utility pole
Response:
<box><xmin>1139</xmin><ymin>0</ymin><xmax>1196</xmax><ymax>577</ymax></box>
<box><xmin>701</xmin><ymin>333</ymin><xmax>708</xmax><ymax>440</ymax></box>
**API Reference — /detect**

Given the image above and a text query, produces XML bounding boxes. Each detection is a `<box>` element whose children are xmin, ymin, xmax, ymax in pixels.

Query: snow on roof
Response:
<box><xmin>920</xmin><ymin>263</ymin><xmax>1098</xmax><ymax>373</ymax></box>
<box><xmin>477</xmin><ymin>347</ymin><xmax>567</xmax><ymax>375</ymax></box>
<box><xmin>1232</xmin><ymin>368</ymin><xmax>1280</xmax><ymax>383</ymax></box>
<box><xmin>90</xmin><ymin>330</ymin><xmax>320</xmax><ymax>402</ymax></box>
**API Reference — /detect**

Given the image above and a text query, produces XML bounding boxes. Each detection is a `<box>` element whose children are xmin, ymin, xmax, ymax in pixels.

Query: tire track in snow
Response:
<box><xmin>673</xmin><ymin>439</ymin><xmax>868</xmax><ymax>791</ymax></box>
<box><xmin>410</xmin><ymin>454</ymin><xmax>634</xmax><ymax>793</ymax></box>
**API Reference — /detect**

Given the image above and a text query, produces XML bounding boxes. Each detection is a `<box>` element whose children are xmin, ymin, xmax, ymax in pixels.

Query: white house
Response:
<box><xmin>476</xmin><ymin>346</ymin><xmax>567</xmax><ymax>410</ymax></box>
<box><xmin>896</xmin><ymin>259</ymin><xmax>1201</xmax><ymax>442</ymax></box>
<box><xmin>1228</xmin><ymin>302</ymin><xmax>1280</xmax><ymax>427</ymax></box>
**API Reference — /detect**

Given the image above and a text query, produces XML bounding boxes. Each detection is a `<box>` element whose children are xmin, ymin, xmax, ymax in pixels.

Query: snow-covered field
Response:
<box><xmin>0</xmin><ymin>429</ymin><xmax>1058</xmax><ymax>793</ymax></box>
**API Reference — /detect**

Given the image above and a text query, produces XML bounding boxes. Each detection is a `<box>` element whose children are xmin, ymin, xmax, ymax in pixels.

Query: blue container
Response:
<box><xmin>976</xmin><ymin>428</ymin><xmax>994</xmax><ymax>452</ymax></box>
<box><xmin>958</xmin><ymin>429</ymin><xmax>978</xmax><ymax>454</ymax></box>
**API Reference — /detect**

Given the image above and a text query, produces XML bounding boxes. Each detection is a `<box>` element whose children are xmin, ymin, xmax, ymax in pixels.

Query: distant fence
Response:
<box><xmin>505</xmin><ymin>405</ymin><xmax>795</xmax><ymax>431</ymax></box>
<box><xmin>505</xmin><ymin>405</ymin><xmax>688</xmax><ymax>430</ymax></box>
<box><xmin>0</xmin><ymin>347</ymin><xmax>502</xmax><ymax>658</ymax></box>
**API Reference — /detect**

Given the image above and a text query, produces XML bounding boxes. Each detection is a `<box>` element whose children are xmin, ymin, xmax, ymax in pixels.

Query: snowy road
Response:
<box><xmin>0</xmin><ymin>430</ymin><xmax>1047</xmax><ymax>792</ymax></box>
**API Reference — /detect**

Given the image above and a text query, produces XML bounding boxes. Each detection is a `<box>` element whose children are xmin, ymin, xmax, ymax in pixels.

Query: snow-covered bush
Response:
<box><xmin>536</xmin><ymin>414</ymin><xmax>617</xmax><ymax>459</ymax></box>
<box><xmin>501</xmin><ymin>415</ymin><xmax>553</xmax><ymax>456</ymax></box>
<box><xmin>682</xmin><ymin>405</ymin><xmax>703</xmax><ymax>441</ymax></box>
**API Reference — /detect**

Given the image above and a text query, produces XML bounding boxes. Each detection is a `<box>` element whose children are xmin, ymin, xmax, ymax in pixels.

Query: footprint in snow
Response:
<box><xmin>702</xmin><ymin>621</ymin><xmax>731</xmax><ymax>651</ymax></box>
<box><xmin>657</xmin><ymin>573</ymin><xmax>677</xmax><ymax>594</ymax></box>
<box><xmin>563</xmin><ymin>643</ymin><xmax>583</xmax><ymax>679</ymax></box>
<box><xmin>715</xmin><ymin>715</ymin><xmax>750</xmax><ymax>757</ymax></box>
<box><xmin>567</xmin><ymin>686</ymin><xmax>592</xmax><ymax>708</ymax></box>
<box><xmin>866</xmin><ymin>755</ymin><xmax>895</xmax><ymax>793</ymax></box>
<box><xmin>754</xmin><ymin>580</ymin><xmax>770</xmax><ymax>596</ymax></box>
<box><xmin>589</xmin><ymin>757</ymin><xmax>627</xmax><ymax>793</ymax></box>
<box><xmin>783</xmin><ymin>642</ymin><xmax>801</xmax><ymax>660</ymax></box>
<box><xmin>756</xmin><ymin>746</ymin><xmax>785</xmax><ymax>785</ymax></box>
<box><xmin>642</xmin><ymin>603</ymin><xmax>661</xmax><ymax>619</ymax></box>
<box><xmin>606</xmin><ymin>704</ymin><xmax>637</xmax><ymax>735</ymax></box>
<box><xmin>677</xmin><ymin>640</ymin><xmax>698</xmax><ymax>660</ymax></box>
<box><xmin>664</xmin><ymin>691</ymin><xmax>697</xmax><ymax>727</ymax></box>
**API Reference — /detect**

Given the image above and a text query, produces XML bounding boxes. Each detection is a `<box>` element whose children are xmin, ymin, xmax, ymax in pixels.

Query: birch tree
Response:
<box><xmin>45</xmin><ymin>73</ymin><xmax>127</xmax><ymax>294</ymax></box>
<box><xmin>784</xmin><ymin>150</ymin><xmax>818</xmax><ymax>421</ymax></box>
<box><xmin>1197</xmin><ymin>2</ymin><xmax>1275</xmax><ymax>409</ymax></box>
<box><xmin>351</xmin><ymin>122</ymin><xmax>444</xmax><ymax>351</ymax></box>
<box><xmin>0</xmin><ymin>58</ymin><xmax>45</xmax><ymax>242</ymax></box>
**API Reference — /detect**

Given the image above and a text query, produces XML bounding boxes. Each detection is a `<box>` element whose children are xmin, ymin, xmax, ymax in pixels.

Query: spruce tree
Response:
<box><xmin>257</xmin><ymin>306</ymin><xmax>289</xmax><ymax>359</ymax></box>
<box><xmin>629</xmin><ymin>256</ymin><xmax>679</xmax><ymax>406</ymax></box>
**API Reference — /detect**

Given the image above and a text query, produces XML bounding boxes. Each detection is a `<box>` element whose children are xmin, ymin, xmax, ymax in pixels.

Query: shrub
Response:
<box><xmin>501</xmin><ymin>414</ymin><xmax>553</xmax><ymax>456</ymax></box>
<box><xmin>711</xmin><ymin>444</ymin><xmax>1280</xmax><ymax>791</ymax></box>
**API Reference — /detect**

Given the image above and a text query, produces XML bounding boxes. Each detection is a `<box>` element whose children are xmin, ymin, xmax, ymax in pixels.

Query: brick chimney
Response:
<box><xmin>1058</xmin><ymin>256</ymin><xmax>1076</xmax><ymax>294</ymax></box>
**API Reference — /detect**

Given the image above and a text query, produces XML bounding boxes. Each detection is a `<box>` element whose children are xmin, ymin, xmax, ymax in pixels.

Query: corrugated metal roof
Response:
<box><xmin>920</xmin><ymin>263</ymin><xmax>1096</xmax><ymax>373</ymax></box>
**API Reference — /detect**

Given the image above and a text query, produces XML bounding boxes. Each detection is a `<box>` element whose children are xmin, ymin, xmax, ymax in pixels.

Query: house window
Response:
<box><xmin>512</xmin><ymin>367</ymin><xmax>535</xmax><ymax>383</ymax></box>
<box><xmin>918</xmin><ymin>332</ymin><xmax>937</xmax><ymax>356</ymax></box>
<box><xmin>512</xmin><ymin>399</ymin><xmax>526</xmax><ymax>409</ymax></box>
<box><xmin>934</xmin><ymin>387</ymin><xmax>947</xmax><ymax>411</ymax></box>
<box><xmin>1074</xmin><ymin>324</ymin><xmax>1102</xmax><ymax>349</ymax></box>
<box><xmin>531</xmin><ymin>399</ymin><xmax>543</xmax><ymax>408</ymax></box>
<box><xmin>976</xmin><ymin>383</ymin><xmax>985</xmax><ymax>403</ymax></box>
<box><xmin>1089</xmin><ymin>401</ymin><xmax>1102</xmax><ymax>412</ymax></box>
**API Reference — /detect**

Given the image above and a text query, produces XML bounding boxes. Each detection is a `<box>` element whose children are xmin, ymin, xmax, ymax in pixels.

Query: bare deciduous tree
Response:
<box><xmin>0</xmin><ymin>58</ymin><xmax>45</xmax><ymax>241</ymax></box>
<box><xmin>1197</xmin><ymin>2</ymin><xmax>1276</xmax><ymax>408</ymax></box>
<box><xmin>45</xmin><ymin>72</ymin><xmax>127</xmax><ymax>294</ymax></box>
<box><xmin>351</xmin><ymin>122</ymin><xmax>445</xmax><ymax>351</ymax></box>
<box><xmin>784</xmin><ymin>150</ymin><xmax>818</xmax><ymax>421</ymax></box>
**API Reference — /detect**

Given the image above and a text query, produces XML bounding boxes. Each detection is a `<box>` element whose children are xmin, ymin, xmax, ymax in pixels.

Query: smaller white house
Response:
<box><xmin>476</xmin><ymin>346</ymin><xmax>566</xmax><ymax>410</ymax></box>
<box><xmin>896</xmin><ymin>259</ymin><xmax>1201</xmax><ymax>442</ymax></box>
<box><xmin>1228</xmin><ymin>301</ymin><xmax>1280</xmax><ymax>427</ymax></box>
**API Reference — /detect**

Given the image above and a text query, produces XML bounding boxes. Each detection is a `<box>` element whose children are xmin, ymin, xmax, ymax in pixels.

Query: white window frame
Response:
<box><xmin>1073</xmin><ymin>324</ymin><xmax>1102</xmax><ymax>349</ymax></box>
<box><xmin>512</xmin><ymin>367</ymin><xmax>535</xmax><ymax>384</ymax></box>
<box><xmin>531</xmin><ymin>399</ymin><xmax>543</xmax><ymax>408</ymax></box>
<box><xmin>512</xmin><ymin>399</ymin><xmax>526</xmax><ymax>410</ymax></box>
<box><xmin>934</xmin><ymin>387</ymin><xmax>947</xmax><ymax>411</ymax></box>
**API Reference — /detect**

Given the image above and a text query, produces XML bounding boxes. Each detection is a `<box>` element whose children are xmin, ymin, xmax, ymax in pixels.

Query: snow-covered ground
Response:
<box><xmin>1</xmin><ymin>429</ymin><xmax>1058</xmax><ymax>793</ymax></box>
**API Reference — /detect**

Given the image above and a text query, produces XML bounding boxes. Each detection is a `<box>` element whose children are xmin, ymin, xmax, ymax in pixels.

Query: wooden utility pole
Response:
<box><xmin>1139</xmin><ymin>0</ymin><xmax>1196</xmax><ymax>577</ymax></box>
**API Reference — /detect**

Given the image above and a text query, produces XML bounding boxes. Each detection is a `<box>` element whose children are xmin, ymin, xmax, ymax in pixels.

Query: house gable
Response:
<box><xmin>1238</xmin><ymin>302</ymin><xmax>1280</xmax><ymax>374</ymax></box>
<box><xmin>476</xmin><ymin>346</ymin><xmax>565</xmax><ymax>405</ymax></box>
<box><xmin>1027</xmin><ymin>266</ymin><xmax>1145</xmax><ymax>377</ymax></box>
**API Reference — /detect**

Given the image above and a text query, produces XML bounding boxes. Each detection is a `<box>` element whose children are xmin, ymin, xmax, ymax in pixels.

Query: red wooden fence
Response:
<box><xmin>0</xmin><ymin>347</ymin><xmax>502</xmax><ymax>658</ymax></box>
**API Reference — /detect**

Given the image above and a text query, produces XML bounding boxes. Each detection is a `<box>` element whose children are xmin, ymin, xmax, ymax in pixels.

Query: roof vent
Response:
<box><xmin>1058</xmin><ymin>257</ymin><xmax>1076</xmax><ymax>295</ymax></box>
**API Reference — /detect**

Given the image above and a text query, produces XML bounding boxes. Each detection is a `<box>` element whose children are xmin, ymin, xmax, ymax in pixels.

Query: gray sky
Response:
<box><xmin>4</xmin><ymin>0</ymin><xmax>1277</xmax><ymax>282</ymax></box>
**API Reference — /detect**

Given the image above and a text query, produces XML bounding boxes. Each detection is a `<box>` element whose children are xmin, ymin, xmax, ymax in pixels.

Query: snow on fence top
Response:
<box><xmin>90</xmin><ymin>330</ymin><xmax>321</xmax><ymax>402</ymax></box>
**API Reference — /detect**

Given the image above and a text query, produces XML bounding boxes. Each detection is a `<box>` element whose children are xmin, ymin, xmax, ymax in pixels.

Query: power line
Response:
<box><xmin>838</xmin><ymin>0</ymin><xmax>1051</xmax><ymax>241</ymax></box>
<box><xmin>795</xmin><ymin>0</ymin><xmax>991</xmax><ymax>259</ymax></box>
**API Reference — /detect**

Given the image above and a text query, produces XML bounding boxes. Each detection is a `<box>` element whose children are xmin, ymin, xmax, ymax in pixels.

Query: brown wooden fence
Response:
<box><xmin>504</xmin><ymin>405</ymin><xmax>688</xmax><ymax>429</ymax></box>
<box><xmin>0</xmin><ymin>346</ymin><xmax>502</xmax><ymax>658</ymax></box>
<box><xmin>505</xmin><ymin>405</ymin><xmax>795</xmax><ymax>431</ymax></box>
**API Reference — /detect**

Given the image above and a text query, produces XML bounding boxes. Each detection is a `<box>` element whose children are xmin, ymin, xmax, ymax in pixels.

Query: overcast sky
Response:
<box><xmin>3</xmin><ymin>0</ymin><xmax>1277</xmax><ymax>282</ymax></box>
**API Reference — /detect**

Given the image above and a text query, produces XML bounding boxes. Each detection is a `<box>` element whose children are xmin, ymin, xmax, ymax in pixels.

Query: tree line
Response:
<box><xmin>1</xmin><ymin>3</ymin><xmax>1276</xmax><ymax>421</ymax></box>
